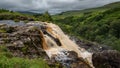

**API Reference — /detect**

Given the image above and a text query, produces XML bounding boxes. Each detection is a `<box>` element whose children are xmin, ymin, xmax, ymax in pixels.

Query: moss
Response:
<box><xmin>0</xmin><ymin>45</ymin><xmax>13</xmax><ymax>58</ymax></box>
<box><xmin>22</xmin><ymin>45</ymin><xmax>28</xmax><ymax>53</ymax></box>
<box><xmin>0</xmin><ymin>45</ymin><xmax>8</xmax><ymax>52</ymax></box>
<box><xmin>14</xmin><ymin>19</ymin><xmax>20</xmax><ymax>22</ymax></box>
<box><xmin>24</xmin><ymin>20</ymin><xmax>29</xmax><ymax>23</ymax></box>
<box><xmin>0</xmin><ymin>29</ymin><xmax>7</xmax><ymax>33</ymax></box>
<box><xmin>0</xmin><ymin>26</ymin><xmax>15</xmax><ymax>33</ymax></box>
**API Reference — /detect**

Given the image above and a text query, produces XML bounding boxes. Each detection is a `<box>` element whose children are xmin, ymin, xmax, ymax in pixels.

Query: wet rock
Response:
<box><xmin>70</xmin><ymin>57</ymin><xmax>91</xmax><ymax>68</ymax></box>
<box><xmin>92</xmin><ymin>50</ymin><xmax>120</xmax><ymax>68</ymax></box>
<box><xmin>68</xmin><ymin>51</ymin><xmax>78</xmax><ymax>59</ymax></box>
<box><xmin>0</xmin><ymin>24</ymin><xmax>7</xmax><ymax>26</ymax></box>
<box><xmin>70</xmin><ymin>36</ymin><xmax>112</xmax><ymax>53</ymax></box>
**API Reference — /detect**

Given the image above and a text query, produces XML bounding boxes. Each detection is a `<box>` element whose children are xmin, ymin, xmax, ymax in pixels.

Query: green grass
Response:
<box><xmin>0</xmin><ymin>57</ymin><xmax>49</xmax><ymax>68</ymax></box>
<box><xmin>0</xmin><ymin>45</ymin><xmax>50</xmax><ymax>68</ymax></box>
<box><xmin>0</xmin><ymin>29</ymin><xmax>7</xmax><ymax>33</ymax></box>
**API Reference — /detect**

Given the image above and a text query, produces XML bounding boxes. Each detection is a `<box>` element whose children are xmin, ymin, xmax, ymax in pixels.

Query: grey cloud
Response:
<box><xmin>0</xmin><ymin>0</ymin><xmax>120</xmax><ymax>14</ymax></box>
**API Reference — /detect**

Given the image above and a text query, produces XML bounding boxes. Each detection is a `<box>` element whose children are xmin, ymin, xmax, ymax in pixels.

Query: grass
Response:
<box><xmin>0</xmin><ymin>45</ymin><xmax>50</xmax><ymax>68</ymax></box>
<box><xmin>0</xmin><ymin>30</ymin><xmax>6</xmax><ymax>33</ymax></box>
<box><xmin>0</xmin><ymin>57</ymin><xmax>49</xmax><ymax>68</ymax></box>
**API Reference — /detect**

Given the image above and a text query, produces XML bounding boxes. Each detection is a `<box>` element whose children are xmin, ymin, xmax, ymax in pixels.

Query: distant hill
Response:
<box><xmin>18</xmin><ymin>11</ymin><xmax>40</xmax><ymax>15</ymax></box>
<box><xmin>52</xmin><ymin>1</ymin><xmax>120</xmax><ymax>20</ymax></box>
<box><xmin>102</xmin><ymin>1</ymin><xmax>120</xmax><ymax>8</ymax></box>
<box><xmin>53</xmin><ymin>1</ymin><xmax>120</xmax><ymax>51</ymax></box>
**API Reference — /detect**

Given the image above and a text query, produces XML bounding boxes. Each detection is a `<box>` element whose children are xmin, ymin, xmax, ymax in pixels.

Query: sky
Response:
<box><xmin>0</xmin><ymin>0</ymin><xmax>120</xmax><ymax>14</ymax></box>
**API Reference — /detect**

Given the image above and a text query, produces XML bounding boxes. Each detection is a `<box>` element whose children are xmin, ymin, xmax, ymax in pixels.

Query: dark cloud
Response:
<box><xmin>0</xmin><ymin>0</ymin><xmax>120</xmax><ymax>14</ymax></box>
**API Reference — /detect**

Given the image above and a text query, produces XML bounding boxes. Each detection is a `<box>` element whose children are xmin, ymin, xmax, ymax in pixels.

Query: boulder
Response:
<box><xmin>92</xmin><ymin>50</ymin><xmax>120</xmax><ymax>68</ymax></box>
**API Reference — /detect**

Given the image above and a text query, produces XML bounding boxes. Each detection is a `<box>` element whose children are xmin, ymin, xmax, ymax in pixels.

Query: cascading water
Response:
<box><xmin>46</xmin><ymin>48</ymin><xmax>73</xmax><ymax>68</ymax></box>
<box><xmin>27</xmin><ymin>22</ymin><xmax>94</xmax><ymax>68</ymax></box>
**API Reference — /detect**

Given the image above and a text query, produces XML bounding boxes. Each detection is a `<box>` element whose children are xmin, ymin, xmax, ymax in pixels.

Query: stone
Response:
<box><xmin>92</xmin><ymin>50</ymin><xmax>120</xmax><ymax>68</ymax></box>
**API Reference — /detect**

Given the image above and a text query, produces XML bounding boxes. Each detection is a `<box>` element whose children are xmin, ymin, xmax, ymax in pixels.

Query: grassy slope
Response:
<box><xmin>0</xmin><ymin>10</ymin><xmax>36</xmax><ymax>22</ymax></box>
<box><xmin>53</xmin><ymin>1</ymin><xmax>120</xmax><ymax>51</ymax></box>
<box><xmin>0</xmin><ymin>45</ymin><xmax>50</xmax><ymax>68</ymax></box>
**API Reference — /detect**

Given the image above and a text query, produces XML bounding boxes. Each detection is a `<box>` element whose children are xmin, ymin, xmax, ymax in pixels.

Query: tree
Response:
<box><xmin>42</xmin><ymin>11</ymin><xmax>53</xmax><ymax>22</ymax></box>
<box><xmin>110</xmin><ymin>20</ymin><xmax>120</xmax><ymax>38</ymax></box>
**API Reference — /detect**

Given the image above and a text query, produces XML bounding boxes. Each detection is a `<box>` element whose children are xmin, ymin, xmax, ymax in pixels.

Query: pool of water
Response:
<box><xmin>0</xmin><ymin>20</ymin><xmax>25</xmax><ymax>26</ymax></box>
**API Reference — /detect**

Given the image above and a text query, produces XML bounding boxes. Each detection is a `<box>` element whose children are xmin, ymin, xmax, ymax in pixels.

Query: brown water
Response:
<box><xmin>27</xmin><ymin>22</ymin><xmax>94</xmax><ymax>68</ymax></box>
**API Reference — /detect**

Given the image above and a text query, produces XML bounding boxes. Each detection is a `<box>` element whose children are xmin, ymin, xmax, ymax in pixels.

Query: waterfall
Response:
<box><xmin>27</xmin><ymin>22</ymin><xmax>94</xmax><ymax>68</ymax></box>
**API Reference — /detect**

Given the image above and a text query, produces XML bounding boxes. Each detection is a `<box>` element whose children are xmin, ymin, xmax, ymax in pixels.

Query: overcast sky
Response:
<box><xmin>0</xmin><ymin>0</ymin><xmax>120</xmax><ymax>14</ymax></box>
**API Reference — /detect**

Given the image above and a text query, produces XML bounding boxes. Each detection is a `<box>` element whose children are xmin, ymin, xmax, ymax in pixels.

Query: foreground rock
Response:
<box><xmin>92</xmin><ymin>50</ymin><xmax>120</xmax><ymax>68</ymax></box>
<box><xmin>0</xmin><ymin>24</ymin><xmax>47</xmax><ymax>58</ymax></box>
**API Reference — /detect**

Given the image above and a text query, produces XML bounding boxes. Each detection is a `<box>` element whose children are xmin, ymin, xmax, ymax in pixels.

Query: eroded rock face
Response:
<box><xmin>92</xmin><ymin>50</ymin><xmax>120</xmax><ymax>68</ymax></box>
<box><xmin>0</xmin><ymin>24</ymin><xmax>47</xmax><ymax>58</ymax></box>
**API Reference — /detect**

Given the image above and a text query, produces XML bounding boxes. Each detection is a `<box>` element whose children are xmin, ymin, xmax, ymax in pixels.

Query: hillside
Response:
<box><xmin>52</xmin><ymin>1</ymin><xmax>120</xmax><ymax>20</ymax></box>
<box><xmin>53</xmin><ymin>2</ymin><xmax>120</xmax><ymax>51</ymax></box>
<box><xmin>102</xmin><ymin>1</ymin><xmax>120</xmax><ymax>8</ymax></box>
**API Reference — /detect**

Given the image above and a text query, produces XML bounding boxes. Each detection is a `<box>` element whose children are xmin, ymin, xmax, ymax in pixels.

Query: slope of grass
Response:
<box><xmin>0</xmin><ymin>57</ymin><xmax>49</xmax><ymax>68</ymax></box>
<box><xmin>53</xmin><ymin>2</ymin><xmax>120</xmax><ymax>51</ymax></box>
<box><xmin>0</xmin><ymin>45</ymin><xmax>50</xmax><ymax>68</ymax></box>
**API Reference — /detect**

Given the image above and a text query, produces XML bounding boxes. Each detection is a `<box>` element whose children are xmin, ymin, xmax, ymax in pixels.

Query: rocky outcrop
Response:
<box><xmin>92</xmin><ymin>50</ymin><xmax>120</xmax><ymax>68</ymax></box>
<box><xmin>70</xmin><ymin>36</ymin><xmax>112</xmax><ymax>53</ymax></box>
<box><xmin>0</xmin><ymin>24</ymin><xmax>47</xmax><ymax>58</ymax></box>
